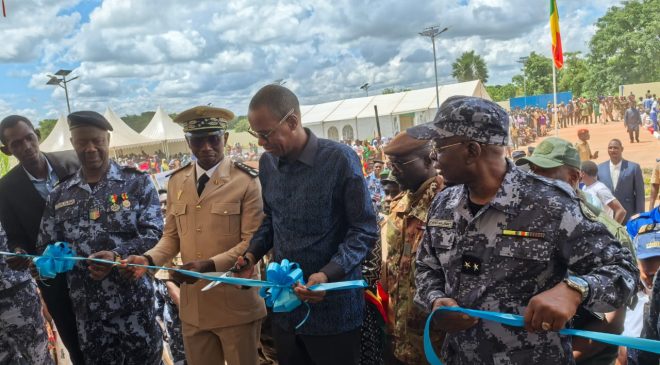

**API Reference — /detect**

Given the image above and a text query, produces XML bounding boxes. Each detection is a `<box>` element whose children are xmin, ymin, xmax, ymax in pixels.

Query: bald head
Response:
<box><xmin>249</xmin><ymin>84</ymin><xmax>300</xmax><ymax>121</ymax></box>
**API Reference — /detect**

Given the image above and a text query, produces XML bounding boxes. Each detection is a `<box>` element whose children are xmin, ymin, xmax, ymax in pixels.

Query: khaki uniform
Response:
<box><xmin>146</xmin><ymin>157</ymin><xmax>267</xmax><ymax>365</ymax></box>
<box><xmin>381</xmin><ymin>177</ymin><xmax>443</xmax><ymax>364</ymax></box>
<box><xmin>575</xmin><ymin>140</ymin><xmax>593</xmax><ymax>162</ymax></box>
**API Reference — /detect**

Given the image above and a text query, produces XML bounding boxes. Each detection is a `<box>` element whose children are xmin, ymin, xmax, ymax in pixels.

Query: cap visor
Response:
<box><xmin>515</xmin><ymin>156</ymin><xmax>563</xmax><ymax>169</ymax></box>
<box><xmin>406</xmin><ymin>122</ymin><xmax>453</xmax><ymax>141</ymax></box>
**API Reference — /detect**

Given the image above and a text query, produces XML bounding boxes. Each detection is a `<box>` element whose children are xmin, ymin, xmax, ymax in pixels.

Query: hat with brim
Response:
<box><xmin>515</xmin><ymin>137</ymin><xmax>581</xmax><ymax>170</ymax></box>
<box><xmin>515</xmin><ymin>155</ymin><xmax>564</xmax><ymax>169</ymax></box>
<box><xmin>174</xmin><ymin>106</ymin><xmax>234</xmax><ymax>136</ymax></box>
<box><xmin>635</xmin><ymin>230</ymin><xmax>660</xmax><ymax>260</ymax></box>
<box><xmin>406</xmin><ymin>96</ymin><xmax>509</xmax><ymax>145</ymax></box>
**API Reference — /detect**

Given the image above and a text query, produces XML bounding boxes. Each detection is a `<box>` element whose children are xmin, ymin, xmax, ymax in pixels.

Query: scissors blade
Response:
<box><xmin>201</xmin><ymin>271</ymin><xmax>232</xmax><ymax>291</ymax></box>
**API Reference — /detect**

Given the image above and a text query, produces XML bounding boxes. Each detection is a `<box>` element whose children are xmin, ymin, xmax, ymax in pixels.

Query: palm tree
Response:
<box><xmin>451</xmin><ymin>51</ymin><xmax>489</xmax><ymax>83</ymax></box>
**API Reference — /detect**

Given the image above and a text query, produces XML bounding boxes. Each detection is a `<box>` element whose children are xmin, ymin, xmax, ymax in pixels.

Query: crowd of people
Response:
<box><xmin>0</xmin><ymin>86</ymin><xmax>658</xmax><ymax>365</ymax></box>
<box><xmin>508</xmin><ymin>91</ymin><xmax>660</xmax><ymax>150</ymax></box>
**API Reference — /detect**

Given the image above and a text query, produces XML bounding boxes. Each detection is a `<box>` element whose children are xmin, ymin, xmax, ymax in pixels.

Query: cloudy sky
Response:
<box><xmin>0</xmin><ymin>0</ymin><xmax>622</xmax><ymax>124</ymax></box>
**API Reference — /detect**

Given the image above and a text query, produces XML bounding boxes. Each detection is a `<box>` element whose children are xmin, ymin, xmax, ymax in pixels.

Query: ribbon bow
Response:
<box><xmin>33</xmin><ymin>242</ymin><xmax>77</xmax><ymax>278</ymax></box>
<box><xmin>259</xmin><ymin>259</ymin><xmax>305</xmax><ymax>313</ymax></box>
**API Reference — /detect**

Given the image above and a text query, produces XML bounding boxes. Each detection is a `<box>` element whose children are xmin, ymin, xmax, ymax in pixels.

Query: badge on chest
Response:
<box><xmin>461</xmin><ymin>254</ymin><xmax>482</xmax><ymax>275</ymax></box>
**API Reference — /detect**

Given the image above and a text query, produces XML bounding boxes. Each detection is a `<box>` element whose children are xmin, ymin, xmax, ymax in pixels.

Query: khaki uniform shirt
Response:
<box><xmin>146</xmin><ymin>158</ymin><xmax>267</xmax><ymax>329</ymax></box>
<box><xmin>575</xmin><ymin>140</ymin><xmax>593</xmax><ymax>162</ymax></box>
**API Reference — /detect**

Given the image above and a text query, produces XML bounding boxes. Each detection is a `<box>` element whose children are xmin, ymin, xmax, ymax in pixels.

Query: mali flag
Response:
<box><xmin>550</xmin><ymin>0</ymin><xmax>563</xmax><ymax>69</ymax></box>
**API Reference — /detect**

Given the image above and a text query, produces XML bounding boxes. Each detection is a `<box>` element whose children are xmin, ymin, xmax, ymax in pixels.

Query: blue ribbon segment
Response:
<box><xmin>424</xmin><ymin>306</ymin><xmax>660</xmax><ymax>365</ymax></box>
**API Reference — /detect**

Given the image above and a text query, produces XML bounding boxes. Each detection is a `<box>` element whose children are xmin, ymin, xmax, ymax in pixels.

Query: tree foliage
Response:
<box><xmin>37</xmin><ymin>119</ymin><xmax>58</xmax><ymax>141</ymax></box>
<box><xmin>122</xmin><ymin>112</ymin><xmax>155</xmax><ymax>133</ymax></box>
<box><xmin>558</xmin><ymin>52</ymin><xmax>589</xmax><ymax>96</ymax></box>
<box><xmin>233</xmin><ymin>117</ymin><xmax>250</xmax><ymax>132</ymax></box>
<box><xmin>486</xmin><ymin>84</ymin><xmax>518</xmax><ymax>102</ymax></box>
<box><xmin>586</xmin><ymin>0</ymin><xmax>660</xmax><ymax>95</ymax></box>
<box><xmin>451</xmin><ymin>51</ymin><xmax>489</xmax><ymax>83</ymax></box>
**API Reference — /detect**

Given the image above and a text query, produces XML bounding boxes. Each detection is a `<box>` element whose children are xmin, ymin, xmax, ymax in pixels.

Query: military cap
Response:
<box><xmin>174</xmin><ymin>106</ymin><xmax>234</xmax><ymax>136</ymax></box>
<box><xmin>577</xmin><ymin>128</ymin><xmax>589</xmax><ymax>135</ymax></box>
<box><xmin>383</xmin><ymin>131</ymin><xmax>429</xmax><ymax>156</ymax></box>
<box><xmin>515</xmin><ymin>137</ymin><xmax>581</xmax><ymax>170</ymax></box>
<box><xmin>635</xmin><ymin>230</ymin><xmax>660</xmax><ymax>260</ymax></box>
<box><xmin>511</xmin><ymin>150</ymin><xmax>527</xmax><ymax>161</ymax></box>
<box><xmin>68</xmin><ymin>111</ymin><xmax>113</xmax><ymax>131</ymax></box>
<box><xmin>406</xmin><ymin>96</ymin><xmax>509</xmax><ymax>145</ymax></box>
<box><xmin>381</xmin><ymin>171</ymin><xmax>398</xmax><ymax>185</ymax></box>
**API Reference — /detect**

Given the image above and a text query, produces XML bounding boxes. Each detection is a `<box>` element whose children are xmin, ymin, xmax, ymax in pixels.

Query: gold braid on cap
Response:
<box><xmin>183</xmin><ymin>117</ymin><xmax>228</xmax><ymax>131</ymax></box>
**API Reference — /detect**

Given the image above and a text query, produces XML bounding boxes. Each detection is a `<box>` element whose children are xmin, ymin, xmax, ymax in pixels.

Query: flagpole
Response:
<box><xmin>552</xmin><ymin>62</ymin><xmax>559</xmax><ymax>136</ymax></box>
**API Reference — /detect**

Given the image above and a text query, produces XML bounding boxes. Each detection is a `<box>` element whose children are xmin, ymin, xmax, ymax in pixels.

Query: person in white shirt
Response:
<box><xmin>581</xmin><ymin>160</ymin><xmax>627</xmax><ymax>224</ymax></box>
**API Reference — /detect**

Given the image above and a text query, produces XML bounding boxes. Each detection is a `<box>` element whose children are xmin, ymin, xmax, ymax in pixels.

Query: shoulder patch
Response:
<box><xmin>234</xmin><ymin>161</ymin><xmax>258</xmax><ymax>178</ymax></box>
<box><xmin>121</xmin><ymin>165</ymin><xmax>146</xmax><ymax>175</ymax></box>
<box><xmin>579</xmin><ymin>200</ymin><xmax>599</xmax><ymax>222</ymax></box>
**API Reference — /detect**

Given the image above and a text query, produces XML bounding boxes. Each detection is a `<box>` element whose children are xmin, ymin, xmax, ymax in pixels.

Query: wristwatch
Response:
<box><xmin>563</xmin><ymin>275</ymin><xmax>590</xmax><ymax>302</ymax></box>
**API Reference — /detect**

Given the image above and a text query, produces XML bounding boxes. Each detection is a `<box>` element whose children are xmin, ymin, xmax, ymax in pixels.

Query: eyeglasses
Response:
<box><xmin>429</xmin><ymin>141</ymin><xmax>466</xmax><ymax>158</ymax></box>
<box><xmin>390</xmin><ymin>157</ymin><xmax>420</xmax><ymax>170</ymax></box>
<box><xmin>247</xmin><ymin>108</ymin><xmax>294</xmax><ymax>141</ymax></box>
<box><xmin>187</xmin><ymin>134</ymin><xmax>222</xmax><ymax>149</ymax></box>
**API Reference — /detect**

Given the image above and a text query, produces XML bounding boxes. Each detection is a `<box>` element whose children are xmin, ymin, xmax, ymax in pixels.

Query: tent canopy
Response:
<box><xmin>140</xmin><ymin>106</ymin><xmax>185</xmax><ymax>141</ymax></box>
<box><xmin>40</xmin><ymin>109</ymin><xmax>160</xmax><ymax>152</ymax></box>
<box><xmin>301</xmin><ymin>80</ymin><xmax>490</xmax><ymax>125</ymax></box>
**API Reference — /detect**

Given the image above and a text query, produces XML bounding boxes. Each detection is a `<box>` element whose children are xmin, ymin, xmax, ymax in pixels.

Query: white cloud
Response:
<box><xmin>0</xmin><ymin>0</ymin><xmax>629</xmax><ymax>120</ymax></box>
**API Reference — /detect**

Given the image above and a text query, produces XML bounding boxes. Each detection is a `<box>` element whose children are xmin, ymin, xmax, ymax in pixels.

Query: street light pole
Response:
<box><xmin>46</xmin><ymin>69</ymin><xmax>79</xmax><ymax>114</ymax></box>
<box><xmin>360</xmin><ymin>83</ymin><xmax>370</xmax><ymax>96</ymax></box>
<box><xmin>420</xmin><ymin>26</ymin><xmax>448</xmax><ymax>110</ymax></box>
<box><xmin>517</xmin><ymin>56</ymin><xmax>528</xmax><ymax>107</ymax></box>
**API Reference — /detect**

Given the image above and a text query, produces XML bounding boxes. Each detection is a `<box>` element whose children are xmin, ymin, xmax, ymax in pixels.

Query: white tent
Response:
<box><xmin>300</xmin><ymin>80</ymin><xmax>491</xmax><ymax>140</ymax></box>
<box><xmin>39</xmin><ymin>115</ymin><xmax>72</xmax><ymax>152</ymax></box>
<box><xmin>140</xmin><ymin>106</ymin><xmax>185</xmax><ymax>141</ymax></box>
<box><xmin>103</xmin><ymin>107</ymin><xmax>159</xmax><ymax>148</ymax></box>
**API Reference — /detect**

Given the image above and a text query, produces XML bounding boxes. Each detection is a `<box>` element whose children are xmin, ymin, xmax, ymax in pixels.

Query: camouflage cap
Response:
<box><xmin>380</xmin><ymin>171</ymin><xmax>398</xmax><ymax>185</ymax></box>
<box><xmin>515</xmin><ymin>137</ymin><xmax>581</xmax><ymax>170</ymax></box>
<box><xmin>174</xmin><ymin>106</ymin><xmax>234</xmax><ymax>136</ymax></box>
<box><xmin>406</xmin><ymin>96</ymin><xmax>509</xmax><ymax>145</ymax></box>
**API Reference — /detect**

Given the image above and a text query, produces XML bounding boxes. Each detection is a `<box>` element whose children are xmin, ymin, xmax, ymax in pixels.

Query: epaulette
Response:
<box><xmin>234</xmin><ymin>161</ymin><xmax>258</xmax><ymax>178</ymax></box>
<box><xmin>54</xmin><ymin>173</ymin><xmax>75</xmax><ymax>187</ymax></box>
<box><xmin>166</xmin><ymin>162</ymin><xmax>192</xmax><ymax>178</ymax></box>
<box><xmin>121</xmin><ymin>165</ymin><xmax>146</xmax><ymax>175</ymax></box>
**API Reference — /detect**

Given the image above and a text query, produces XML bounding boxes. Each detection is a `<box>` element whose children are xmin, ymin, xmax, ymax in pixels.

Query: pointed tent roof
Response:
<box><xmin>103</xmin><ymin>107</ymin><xmax>159</xmax><ymax>148</ymax></box>
<box><xmin>39</xmin><ymin>115</ymin><xmax>72</xmax><ymax>152</ymax></box>
<box><xmin>140</xmin><ymin>106</ymin><xmax>185</xmax><ymax>141</ymax></box>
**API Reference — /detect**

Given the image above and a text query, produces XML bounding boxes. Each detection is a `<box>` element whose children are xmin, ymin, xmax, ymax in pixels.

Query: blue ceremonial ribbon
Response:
<box><xmin>0</xmin><ymin>242</ymin><xmax>367</xmax><ymax>330</ymax></box>
<box><xmin>424</xmin><ymin>306</ymin><xmax>660</xmax><ymax>365</ymax></box>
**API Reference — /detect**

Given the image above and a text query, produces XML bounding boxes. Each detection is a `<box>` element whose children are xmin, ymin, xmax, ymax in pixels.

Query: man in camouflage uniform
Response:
<box><xmin>0</xmin><ymin>226</ymin><xmax>53</xmax><ymax>365</ymax></box>
<box><xmin>409</xmin><ymin>96</ymin><xmax>638</xmax><ymax>364</ymax></box>
<box><xmin>37</xmin><ymin>111</ymin><xmax>163</xmax><ymax>365</ymax></box>
<box><xmin>380</xmin><ymin>131</ymin><xmax>443</xmax><ymax>364</ymax></box>
<box><xmin>516</xmin><ymin>137</ymin><xmax>635</xmax><ymax>365</ymax></box>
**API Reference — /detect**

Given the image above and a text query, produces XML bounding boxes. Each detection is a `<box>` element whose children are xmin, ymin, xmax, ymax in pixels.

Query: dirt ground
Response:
<box><xmin>524</xmin><ymin>121</ymin><xmax>659</xmax><ymax>170</ymax></box>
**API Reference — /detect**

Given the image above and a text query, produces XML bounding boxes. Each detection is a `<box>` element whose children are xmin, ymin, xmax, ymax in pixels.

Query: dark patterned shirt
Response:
<box><xmin>247</xmin><ymin>129</ymin><xmax>378</xmax><ymax>335</ymax></box>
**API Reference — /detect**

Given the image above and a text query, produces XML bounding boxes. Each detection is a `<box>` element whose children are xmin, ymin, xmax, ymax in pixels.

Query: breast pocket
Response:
<box><xmin>54</xmin><ymin>206</ymin><xmax>82</xmax><ymax>242</ymax></box>
<box><xmin>429</xmin><ymin>227</ymin><xmax>457</xmax><ymax>267</ymax></box>
<box><xmin>211</xmin><ymin>202</ymin><xmax>240</xmax><ymax>235</ymax></box>
<box><xmin>102</xmin><ymin>210</ymin><xmax>138</xmax><ymax>233</ymax></box>
<box><xmin>172</xmin><ymin>203</ymin><xmax>188</xmax><ymax>235</ymax></box>
<box><xmin>492</xmin><ymin>237</ymin><xmax>553</xmax><ymax>280</ymax></box>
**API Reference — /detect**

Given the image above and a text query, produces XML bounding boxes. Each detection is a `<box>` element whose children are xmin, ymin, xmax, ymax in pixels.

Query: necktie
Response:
<box><xmin>197</xmin><ymin>174</ymin><xmax>210</xmax><ymax>196</ymax></box>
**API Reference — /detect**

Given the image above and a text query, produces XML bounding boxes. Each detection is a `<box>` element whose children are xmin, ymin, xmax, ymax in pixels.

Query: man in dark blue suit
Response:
<box><xmin>597</xmin><ymin>138</ymin><xmax>645</xmax><ymax>223</ymax></box>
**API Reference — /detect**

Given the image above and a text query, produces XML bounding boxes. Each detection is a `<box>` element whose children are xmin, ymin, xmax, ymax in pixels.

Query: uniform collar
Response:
<box><xmin>445</xmin><ymin>160</ymin><xmax>522</xmax><ymax>216</ymax></box>
<box><xmin>68</xmin><ymin>160</ymin><xmax>122</xmax><ymax>190</ymax></box>
<box><xmin>195</xmin><ymin>160</ymin><xmax>222</xmax><ymax>181</ymax></box>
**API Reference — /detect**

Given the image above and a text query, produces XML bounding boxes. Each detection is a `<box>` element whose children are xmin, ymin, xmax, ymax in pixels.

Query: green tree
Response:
<box><xmin>585</xmin><ymin>0</ymin><xmax>660</xmax><ymax>96</ymax></box>
<box><xmin>233</xmin><ymin>118</ymin><xmax>250</xmax><ymax>132</ymax></box>
<box><xmin>558</xmin><ymin>52</ymin><xmax>589</xmax><ymax>97</ymax></box>
<box><xmin>518</xmin><ymin>52</ymin><xmax>554</xmax><ymax>95</ymax></box>
<box><xmin>451</xmin><ymin>51</ymin><xmax>489</xmax><ymax>83</ymax></box>
<box><xmin>382</xmin><ymin>87</ymin><xmax>412</xmax><ymax>94</ymax></box>
<box><xmin>486</xmin><ymin>84</ymin><xmax>518</xmax><ymax>102</ymax></box>
<box><xmin>37</xmin><ymin>119</ymin><xmax>58</xmax><ymax>141</ymax></box>
<box><xmin>122</xmin><ymin>112</ymin><xmax>155</xmax><ymax>133</ymax></box>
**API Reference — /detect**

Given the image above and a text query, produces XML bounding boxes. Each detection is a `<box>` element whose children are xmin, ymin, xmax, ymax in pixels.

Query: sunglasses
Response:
<box><xmin>187</xmin><ymin>134</ymin><xmax>222</xmax><ymax>149</ymax></box>
<box><xmin>247</xmin><ymin>108</ymin><xmax>294</xmax><ymax>142</ymax></box>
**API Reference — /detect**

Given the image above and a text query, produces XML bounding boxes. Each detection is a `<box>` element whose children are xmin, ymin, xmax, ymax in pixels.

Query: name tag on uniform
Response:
<box><xmin>428</xmin><ymin>219</ymin><xmax>453</xmax><ymax>228</ymax></box>
<box><xmin>55</xmin><ymin>199</ymin><xmax>76</xmax><ymax>210</ymax></box>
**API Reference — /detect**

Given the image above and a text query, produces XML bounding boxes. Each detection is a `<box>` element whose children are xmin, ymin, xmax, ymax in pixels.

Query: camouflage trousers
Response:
<box><xmin>0</xmin><ymin>280</ymin><xmax>53</xmax><ymax>365</ymax></box>
<box><xmin>155</xmin><ymin>279</ymin><xmax>186</xmax><ymax>364</ymax></box>
<box><xmin>77</xmin><ymin>308</ymin><xmax>163</xmax><ymax>364</ymax></box>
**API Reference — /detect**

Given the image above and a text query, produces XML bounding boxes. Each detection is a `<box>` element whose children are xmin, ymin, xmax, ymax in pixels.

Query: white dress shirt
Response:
<box><xmin>195</xmin><ymin>160</ymin><xmax>221</xmax><ymax>182</ymax></box>
<box><xmin>610</xmin><ymin>160</ymin><xmax>622</xmax><ymax>191</ymax></box>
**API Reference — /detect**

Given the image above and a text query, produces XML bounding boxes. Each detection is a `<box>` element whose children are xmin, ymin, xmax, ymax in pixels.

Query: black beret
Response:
<box><xmin>67</xmin><ymin>111</ymin><xmax>113</xmax><ymax>131</ymax></box>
